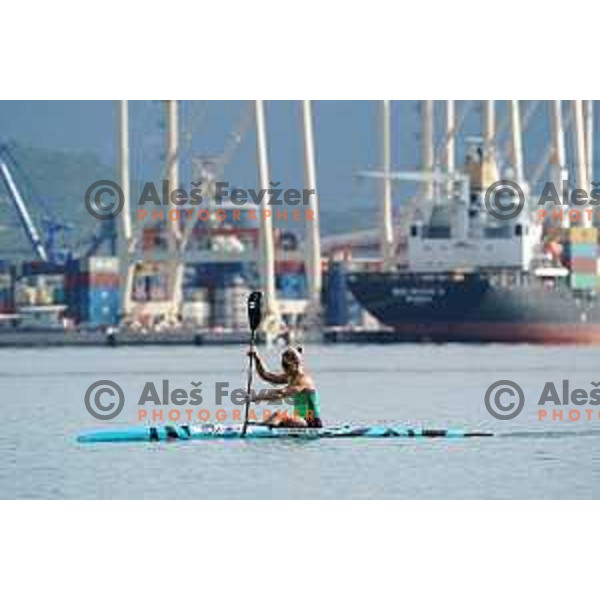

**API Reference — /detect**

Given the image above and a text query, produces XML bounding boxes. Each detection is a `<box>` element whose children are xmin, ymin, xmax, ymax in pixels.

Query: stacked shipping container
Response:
<box><xmin>0</xmin><ymin>261</ymin><xmax>14</xmax><ymax>314</ymax></box>
<box><xmin>275</xmin><ymin>260</ymin><xmax>306</xmax><ymax>300</ymax></box>
<box><xmin>324</xmin><ymin>261</ymin><xmax>350</xmax><ymax>326</ymax></box>
<box><xmin>65</xmin><ymin>257</ymin><xmax>120</xmax><ymax>326</ymax></box>
<box><xmin>189</xmin><ymin>262</ymin><xmax>248</xmax><ymax>329</ymax></box>
<box><xmin>567</xmin><ymin>228</ymin><xmax>600</xmax><ymax>289</ymax></box>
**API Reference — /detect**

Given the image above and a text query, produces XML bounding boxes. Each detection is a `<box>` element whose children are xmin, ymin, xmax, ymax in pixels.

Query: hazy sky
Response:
<box><xmin>0</xmin><ymin>101</ymin><xmax>381</xmax><ymax>208</ymax></box>
<box><xmin>0</xmin><ymin>100</ymin><xmax>583</xmax><ymax>221</ymax></box>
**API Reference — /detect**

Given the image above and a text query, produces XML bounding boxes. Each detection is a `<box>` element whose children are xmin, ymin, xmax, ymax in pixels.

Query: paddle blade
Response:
<box><xmin>247</xmin><ymin>291</ymin><xmax>263</xmax><ymax>332</ymax></box>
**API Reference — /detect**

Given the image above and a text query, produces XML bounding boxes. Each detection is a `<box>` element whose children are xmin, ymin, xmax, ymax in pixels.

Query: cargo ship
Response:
<box><xmin>346</xmin><ymin>140</ymin><xmax>600</xmax><ymax>345</ymax></box>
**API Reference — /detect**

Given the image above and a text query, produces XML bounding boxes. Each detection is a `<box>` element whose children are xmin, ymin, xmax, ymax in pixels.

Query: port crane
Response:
<box><xmin>0</xmin><ymin>144</ymin><xmax>115</xmax><ymax>265</ymax></box>
<box><xmin>0</xmin><ymin>145</ymin><xmax>49</xmax><ymax>262</ymax></box>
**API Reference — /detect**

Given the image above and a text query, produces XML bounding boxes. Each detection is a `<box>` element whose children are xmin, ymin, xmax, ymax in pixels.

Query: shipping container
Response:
<box><xmin>0</xmin><ymin>260</ymin><xmax>15</xmax><ymax>274</ymax></box>
<box><xmin>15</xmin><ymin>285</ymin><xmax>36</xmax><ymax>305</ymax></box>
<box><xmin>65</xmin><ymin>272</ymin><xmax>120</xmax><ymax>289</ymax></box>
<box><xmin>570</xmin><ymin>257</ymin><xmax>597</xmax><ymax>273</ymax></box>
<box><xmin>0</xmin><ymin>302</ymin><xmax>14</xmax><ymax>314</ymax></box>
<box><xmin>212</xmin><ymin>280</ymin><xmax>250</xmax><ymax>329</ymax></box>
<box><xmin>569</xmin><ymin>228</ymin><xmax>598</xmax><ymax>244</ymax></box>
<box><xmin>141</xmin><ymin>227</ymin><xmax>166</xmax><ymax>251</ymax></box>
<box><xmin>183</xmin><ymin>287</ymin><xmax>209</xmax><ymax>302</ymax></box>
<box><xmin>66</xmin><ymin>256</ymin><xmax>119</xmax><ymax>274</ymax></box>
<box><xmin>34</xmin><ymin>287</ymin><xmax>54</xmax><ymax>305</ymax></box>
<box><xmin>567</xmin><ymin>243</ymin><xmax>598</xmax><ymax>259</ymax></box>
<box><xmin>0</xmin><ymin>273</ymin><xmax>13</xmax><ymax>290</ymax></box>
<box><xmin>324</xmin><ymin>262</ymin><xmax>350</xmax><ymax>326</ymax></box>
<box><xmin>277</xmin><ymin>273</ymin><xmax>306</xmax><ymax>299</ymax></box>
<box><xmin>275</xmin><ymin>260</ymin><xmax>305</xmax><ymax>275</ymax></box>
<box><xmin>87</xmin><ymin>256</ymin><xmax>119</xmax><ymax>273</ymax></box>
<box><xmin>75</xmin><ymin>287</ymin><xmax>120</xmax><ymax>326</ymax></box>
<box><xmin>570</xmin><ymin>273</ymin><xmax>600</xmax><ymax>289</ymax></box>
<box><xmin>88</xmin><ymin>273</ymin><xmax>120</xmax><ymax>288</ymax></box>
<box><xmin>20</xmin><ymin>261</ymin><xmax>65</xmax><ymax>276</ymax></box>
<box><xmin>182</xmin><ymin>301</ymin><xmax>210</xmax><ymax>328</ymax></box>
<box><xmin>77</xmin><ymin>287</ymin><xmax>120</xmax><ymax>305</ymax></box>
<box><xmin>0</xmin><ymin>287</ymin><xmax>14</xmax><ymax>313</ymax></box>
<box><xmin>192</xmin><ymin>262</ymin><xmax>248</xmax><ymax>288</ymax></box>
<box><xmin>53</xmin><ymin>286</ymin><xmax>66</xmax><ymax>304</ymax></box>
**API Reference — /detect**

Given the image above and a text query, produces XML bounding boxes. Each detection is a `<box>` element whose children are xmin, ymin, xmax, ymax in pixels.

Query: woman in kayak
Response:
<box><xmin>247</xmin><ymin>345</ymin><xmax>322</xmax><ymax>428</ymax></box>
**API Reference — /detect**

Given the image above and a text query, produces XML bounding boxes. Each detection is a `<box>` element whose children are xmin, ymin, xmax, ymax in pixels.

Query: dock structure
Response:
<box><xmin>5</xmin><ymin>100</ymin><xmax>600</xmax><ymax>346</ymax></box>
<box><xmin>113</xmin><ymin>100</ymin><xmax>330</xmax><ymax>341</ymax></box>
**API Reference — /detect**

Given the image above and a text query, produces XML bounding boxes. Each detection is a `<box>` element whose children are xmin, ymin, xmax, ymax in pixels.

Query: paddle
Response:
<box><xmin>241</xmin><ymin>291</ymin><xmax>263</xmax><ymax>437</ymax></box>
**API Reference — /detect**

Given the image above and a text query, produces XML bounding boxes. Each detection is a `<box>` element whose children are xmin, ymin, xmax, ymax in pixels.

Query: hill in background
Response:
<box><xmin>0</xmin><ymin>143</ymin><xmax>115</xmax><ymax>261</ymax></box>
<box><xmin>0</xmin><ymin>141</ymin><xmax>374</xmax><ymax>263</ymax></box>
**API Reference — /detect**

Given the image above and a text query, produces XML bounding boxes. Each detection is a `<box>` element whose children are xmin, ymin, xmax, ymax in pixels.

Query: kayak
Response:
<box><xmin>77</xmin><ymin>423</ymin><xmax>493</xmax><ymax>443</ymax></box>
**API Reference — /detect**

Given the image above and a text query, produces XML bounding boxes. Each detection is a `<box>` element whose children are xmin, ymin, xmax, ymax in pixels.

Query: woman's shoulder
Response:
<box><xmin>296</xmin><ymin>372</ymin><xmax>315</xmax><ymax>391</ymax></box>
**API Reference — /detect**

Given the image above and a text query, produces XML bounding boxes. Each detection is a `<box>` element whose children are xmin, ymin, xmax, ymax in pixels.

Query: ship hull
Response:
<box><xmin>347</xmin><ymin>271</ymin><xmax>600</xmax><ymax>344</ymax></box>
<box><xmin>368</xmin><ymin>322</ymin><xmax>600</xmax><ymax>344</ymax></box>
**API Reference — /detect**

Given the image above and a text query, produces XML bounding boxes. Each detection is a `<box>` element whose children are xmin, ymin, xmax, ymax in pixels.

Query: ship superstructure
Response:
<box><xmin>347</xmin><ymin>101</ymin><xmax>600</xmax><ymax>343</ymax></box>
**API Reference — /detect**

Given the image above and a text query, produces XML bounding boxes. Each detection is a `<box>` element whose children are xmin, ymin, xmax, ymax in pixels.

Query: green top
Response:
<box><xmin>291</xmin><ymin>389</ymin><xmax>321</xmax><ymax>420</ymax></box>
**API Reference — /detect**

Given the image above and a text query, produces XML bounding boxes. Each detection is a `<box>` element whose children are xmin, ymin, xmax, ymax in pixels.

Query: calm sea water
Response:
<box><xmin>1</xmin><ymin>343</ymin><xmax>600</xmax><ymax>499</ymax></box>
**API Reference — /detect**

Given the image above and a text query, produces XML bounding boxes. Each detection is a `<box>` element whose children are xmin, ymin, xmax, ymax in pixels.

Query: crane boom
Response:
<box><xmin>0</xmin><ymin>151</ymin><xmax>49</xmax><ymax>261</ymax></box>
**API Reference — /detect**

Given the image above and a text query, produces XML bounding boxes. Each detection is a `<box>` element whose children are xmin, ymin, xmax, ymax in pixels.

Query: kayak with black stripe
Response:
<box><xmin>77</xmin><ymin>423</ymin><xmax>493</xmax><ymax>443</ymax></box>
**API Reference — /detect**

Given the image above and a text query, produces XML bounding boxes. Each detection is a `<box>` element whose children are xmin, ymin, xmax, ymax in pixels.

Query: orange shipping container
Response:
<box><xmin>88</xmin><ymin>273</ymin><xmax>120</xmax><ymax>288</ymax></box>
<box><xmin>569</xmin><ymin>227</ymin><xmax>598</xmax><ymax>244</ymax></box>
<box><xmin>570</xmin><ymin>257</ymin><xmax>597</xmax><ymax>273</ymax></box>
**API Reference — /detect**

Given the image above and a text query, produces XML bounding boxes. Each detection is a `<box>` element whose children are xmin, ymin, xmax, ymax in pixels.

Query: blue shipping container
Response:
<box><xmin>277</xmin><ymin>273</ymin><xmax>306</xmax><ymax>299</ymax></box>
<box><xmin>74</xmin><ymin>287</ymin><xmax>120</xmax><ymax>325</ymax></box>
<box><xmin>193</xmin><ymin>262</ymin><xmax>247</xmax><ymax>287</ymax></box>
<box><xmin>568</xmin><ymin>243</ymin><xmax>598</xmax><ymax>259</ymax></box>
<box><xmin>325</xmin><ymin>263</ymin><xmax>349</xmax><ymax>327</ymax></box>
<box><xmin>21</xmin><ymin>261</ymin><xmax>65</xmax><ymax>276</ymax></box>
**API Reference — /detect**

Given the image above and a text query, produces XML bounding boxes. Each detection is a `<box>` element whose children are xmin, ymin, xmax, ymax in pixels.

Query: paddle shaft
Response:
<box><xmin>241</xmin><ymin>330</ymin><xmax>256</xmax><ymax>436</ymax></box>
<box><xmin>241</xmin><ymin>291</ymin><xmax>263</xmax><ymax>437</ymax></box>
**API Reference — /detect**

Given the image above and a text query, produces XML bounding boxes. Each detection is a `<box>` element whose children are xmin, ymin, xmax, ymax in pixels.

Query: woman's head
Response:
<box><xmin>281</xmin><ymin>346</ymin><xmax>303</xmax><ymax>375</ymax></box>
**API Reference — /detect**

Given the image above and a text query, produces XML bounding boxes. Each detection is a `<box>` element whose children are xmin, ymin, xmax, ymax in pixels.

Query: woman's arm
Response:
<box><xmin>252</xmin><ymin>382</ymin><xmax>304</xmax><ymax>403</ymax></box>
<box><xmin>253</xmin><ymin>373</ymin><xmax>313</xmax><ymax>403</ymax></box>
<box><xmin>250</xmin><ymin>349</ymin><xmax>288</xmax><ymax>385</ymax></box>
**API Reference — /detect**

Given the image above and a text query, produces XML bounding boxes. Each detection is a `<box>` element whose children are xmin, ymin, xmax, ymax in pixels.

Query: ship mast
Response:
<box><xmin>484</xmin><ymin>100</ymin><xmax>495</xmax><ymax>148</ymax></box>
<box><xmin>444</xmin><ymin>100</ymin><xmax>455</xmax><ymax>174</ymax></box>
<box><xmin>550</xmin><ymin>100</ymin><xmax>569</xmax><ymax>228</ymax></box>
<box><xmin>117</xmin><ymin>100</ymin><xmax>134</xmax><ymax>318</ymax></box>
<box><xmin>481</xmin><ymin>100</ymin><xmax>499</xmax><ymax>188</ymax></box>
<box><xmin>165</xmin><ymin>100</ymin><xmax>184</xmax><ymax>318</ymax></box>
<box><xmin>380</xmin><ymin>100</ymin><xmax>395</xmax><ymax>267</ymax></box>
<box><xmin>254</xmin><ymin>100</ymin><xmax>280</xmax><ymax>338</ymax></box>
<box><xmin>421</xmin><ymin>100</ymin><xmax>434</xmax><ymax>199</ymax></box>
<box><xmin>509</xmin><ymin>100</ymin><xmax>525</xmax><ymax>185</ymax></box>
<box><xmin>571</xmin><ymin>100</ymin><xmax>591</xmax><ymax>228</ymax></box>
<box><xmin>585</xmin><ymin>100</ymin><xmax>594</xmax><ymax>185</ymax></box>
<box><xmin>438</xmin><ymin>101</ymin><xmax>457</xmax><ymax>197</ymax></box>
<box><xmin>301</xmin><ymin>100</ymin><xmax>323</xmax><ymax>325</ymax></box>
